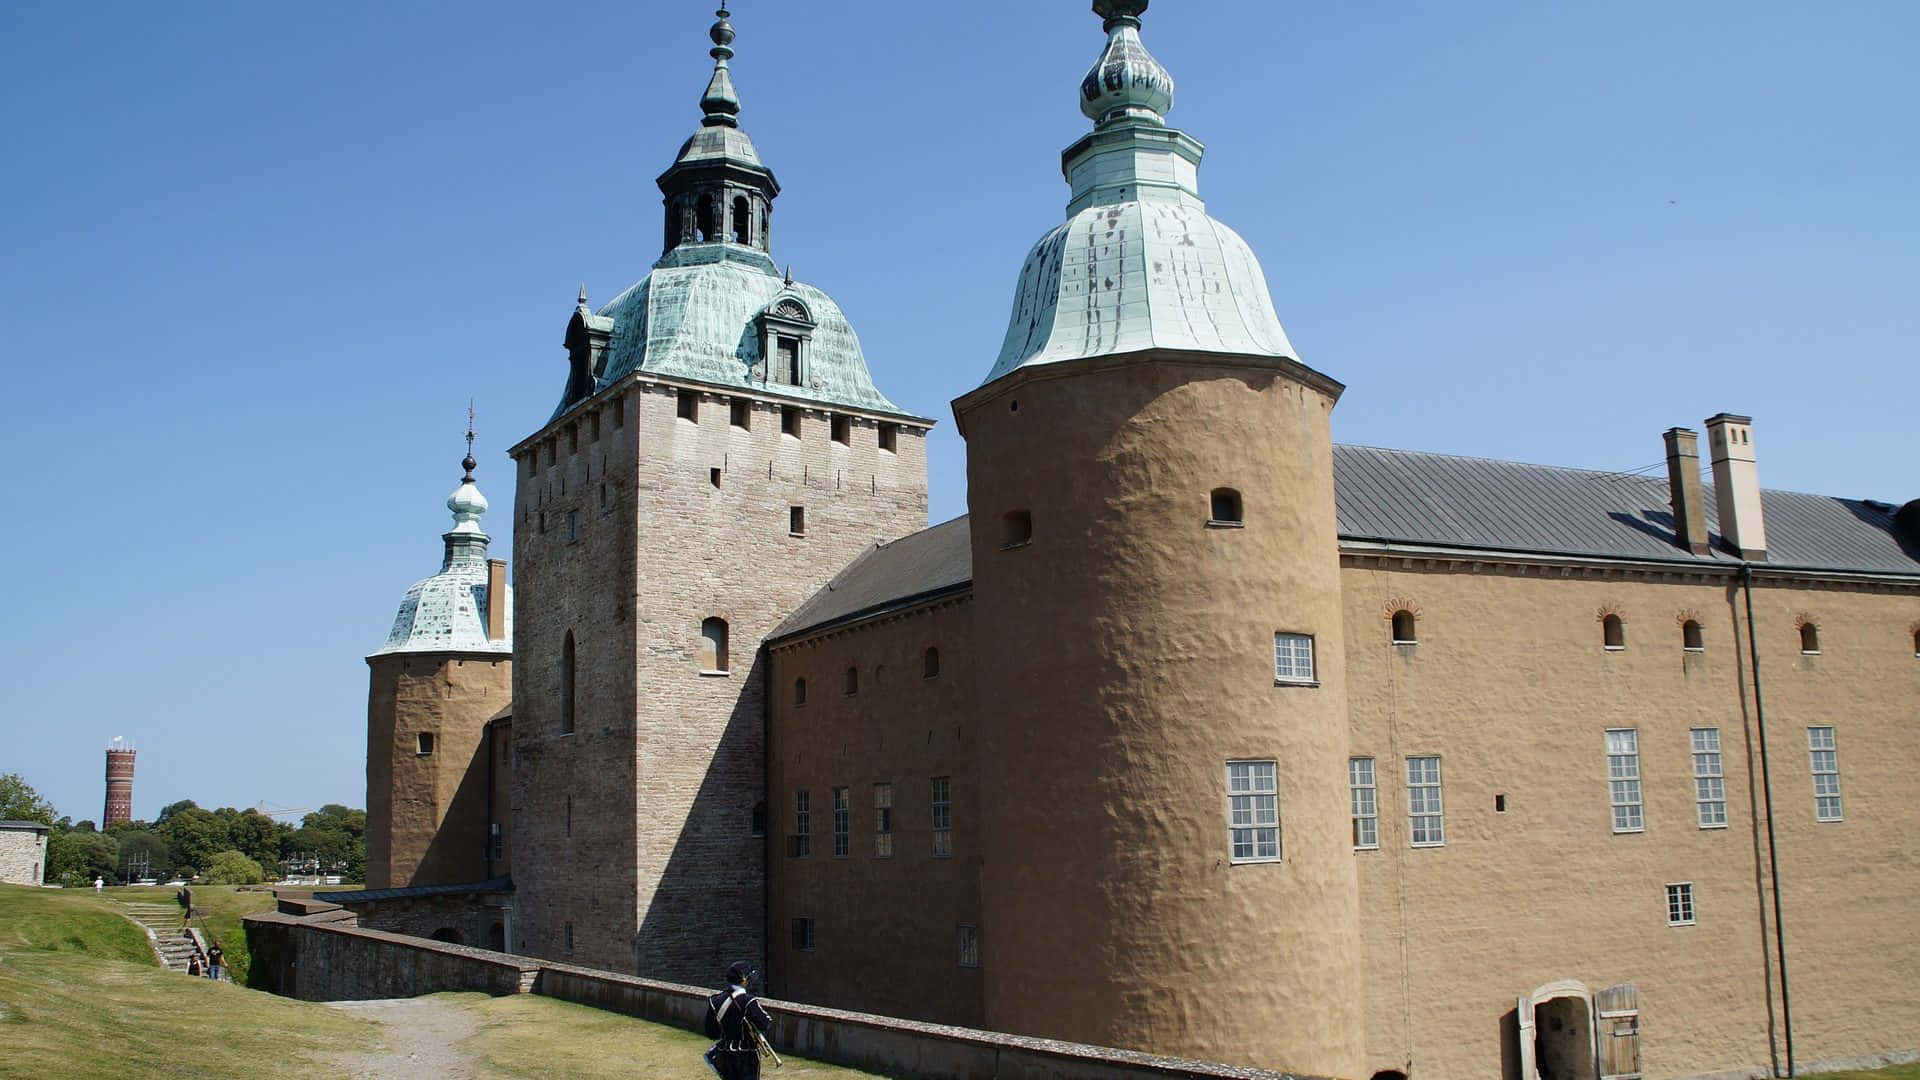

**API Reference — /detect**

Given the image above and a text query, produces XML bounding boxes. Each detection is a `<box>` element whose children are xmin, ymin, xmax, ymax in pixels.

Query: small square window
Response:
<box><xmin>1667</xmin><ymin>882</ymin><xmax>1695</xmax><ymax>926</ymax></box>
<box><xmin>416</xmin><ymin>732</ymin><xmax>435</xmax><ymax>756</ymax></box>
<box><xmin>1273</xmin><ymin>632</ymin><xmax>1316</xmax><ymax>684</ymax></box>
<box><xmin>878</xmin><ymin>423</ymin><xmax>898</xmax><ymax>453</ymax></box>
<box><xmin>781</xmin><ymin>406</ymin><xmax>801</xmax><ymax>437</ymax></box>
<box><xmin>831</xmin><ymin>415</ymin><xmax>851</xmax><ymax>445</ymax></box>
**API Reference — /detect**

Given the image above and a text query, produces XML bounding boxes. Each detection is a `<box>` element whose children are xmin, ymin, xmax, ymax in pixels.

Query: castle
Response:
<box><xmin>357</xmin><ymin>5</ymin><xmax>1920</xmax><ymax>1077</ymax></box>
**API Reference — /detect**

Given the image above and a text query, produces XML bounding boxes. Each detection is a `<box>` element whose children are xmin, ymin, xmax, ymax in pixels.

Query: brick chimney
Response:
<box><xmin>1663</xmin><ymin>427</ymin><xmax>1711</xmax><ymax>556</ymax></box>
<box><xmin>486</xmin><ymin>558</ymin><xmax>508</xmax><ymax>642</ymax></box>
<box><xmin>1705</xmin><ymin>413</ymin><xmax>1766</xmax><ymax>560</ymax></box>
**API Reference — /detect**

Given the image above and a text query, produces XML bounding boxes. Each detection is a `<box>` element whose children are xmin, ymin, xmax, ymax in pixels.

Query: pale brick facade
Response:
<box><xmin>0</xmin><ymin>823</ymin><xmax>49</xmax><ymax>886</ymax></box>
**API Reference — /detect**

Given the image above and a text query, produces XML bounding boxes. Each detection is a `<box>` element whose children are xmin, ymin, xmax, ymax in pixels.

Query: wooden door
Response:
<box><xmin>1593</xmin><ymin>983</ymin><xmax>1642</xmax><ymax>1080</ymax></box>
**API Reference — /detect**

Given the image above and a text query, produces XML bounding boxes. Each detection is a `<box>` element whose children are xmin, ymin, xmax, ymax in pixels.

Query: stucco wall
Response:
<box><xmin>0</xmin><ymin>828</ymin><xmax>48</xmax><ymax>886</ymax></box>
<box><xmin>768</xmin><ymin>596</ymin><xmax>983</xmax><ymax>1027</ymax></box>
<box><xmin>365</xmin><ymin>654</ymin><xmax>510</xmax><ymax>889</ymax></box>
<box><xmin>958</xmin><ymin>352</ymin><xmax>1362</xmax><ymax>1078</ymax></box>
<box><xmin>511</xmin><ymin>376</ymin><xmax>929</xmax><ymax>982</ymax></box>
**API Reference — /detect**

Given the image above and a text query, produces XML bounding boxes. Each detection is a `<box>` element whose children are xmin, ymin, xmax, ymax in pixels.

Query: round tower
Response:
<box><xmin>953</xmin><ymin>3</ymin><xmax>1361</xmax><ymax>1073</ymax></box>
<box><xmin>366</xmin><ymin>429</ymin><xmax>513</xmax><ymax>890</ymax></box>
<box><xmin>103</xmin><ymin>740</ymin><xmax>136</xmax><ymax>827</ymax></box>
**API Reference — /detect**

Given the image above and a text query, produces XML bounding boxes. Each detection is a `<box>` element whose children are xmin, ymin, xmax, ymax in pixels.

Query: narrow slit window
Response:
<box><xmin>1001</xmin><ymin>509</ymin><xmax>1032</xmax><ymax>548</ymax></box>
<box><xmin>700</xmin><ymin>617</ymin><xmax>729</xmax><ymax>673</ymax></box>
<box><xmin>1209</xmin><ymin>488</ymin><xmax>1243</xmax><ymax>525</ymax></box>
<box><xmin>923</xmin><ymin>646</ymin><xmax>941</xmax><ymax>679</ymax></box>
<box><xmin>793</xmin><ymin>677</ymin><xmax>807</xmax><ymax>706</ymax></box>
<box><xmin>1809</xmin><ymin>726</ymin><xmax>1842</xmax><ymax>821</ymax></box>
<box><xmin>1349</xmin><ymin>757</ymin><xmax>1378</xmax><ymax>849</ymax></box>
<box><xmin>1407</xmin><ymin>756</ymin><xmax>1444</xmax><ymax>846</ymax></box>
<box><xmin>843</xmin><ymin>666</ymin><xmax>858</xmax><ymax>695</ymax></box>
<box><xmin>1226</xmin><ymin>760</ymin><xmax>1281</xmax><ymax>863</ymax></box>
<box><xmin>1683</xmin><ymin>620</ymin><xmax>1704</xmax><ymax>652</ymax></box>
<box><xmin>560</xmin><ymin>631</ymin><xmax>576</xmax><ymax>735</ymax></box>
<box><xmin>1607</xmin><ymin>729</ymin><xmax>1644</xmax><ymax>833</ymax></box>
<box><xmin>1800</xmin><ymin>623</ymin><xmax>1821</xmax><ymax>655</ymax></box>
<box><xmin>1692</xmin><ymin>727</ymin><xmax>1727</xmax><ymax>828</ymax></box>
<box><xmin>1603</xmin><ymin>614</ymin><xmax>1626</xmax><ymax>650</ymax></box>
<box><xmin>1391</xmin><ymin>610</ymin><xmax>1417</xmax><ymax>645</ymax></box>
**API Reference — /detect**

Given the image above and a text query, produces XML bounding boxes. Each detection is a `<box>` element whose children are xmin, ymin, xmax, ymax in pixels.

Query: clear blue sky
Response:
<box><xmin>2</xmin><ymin>2</ymin><xmax>1914</xmax><ymax>824</ymax></box>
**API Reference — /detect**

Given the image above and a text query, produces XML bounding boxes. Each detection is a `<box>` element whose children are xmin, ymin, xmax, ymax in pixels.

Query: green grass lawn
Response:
<box><xmin>1814</xmin><ymin>1068</ymin><xmax>1920</xmax><ymax>1080</ymax></box>
<box><xmin>0</xmin><ymin>884</ymin><xmax>377</xmax><ymax>1079</ymax></box>
<box><xmin>105</xmin><ymin>883</ymin><xmax>280</xmax><ymax>985</ymax></box>
<box><xmin>451</xmin><ymin>991</ymin><xmax>886</xmax><ymax>1078</ymax></box>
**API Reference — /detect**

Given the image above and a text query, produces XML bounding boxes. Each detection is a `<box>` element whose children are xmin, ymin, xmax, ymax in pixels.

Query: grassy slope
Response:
<box><xmin>452</xmin><ymin>991</ymin><xmax>888</xmax><ymax>1079</ymax></box>
<box><xmin>106</xmin><ymin>884</ymin><xmax>279</xmax><ymax>984</ymax></box>
<box><xmin>0</xmin><ymin>885</ymin><xmax>377</xmax><ymax>1080</ymax></box>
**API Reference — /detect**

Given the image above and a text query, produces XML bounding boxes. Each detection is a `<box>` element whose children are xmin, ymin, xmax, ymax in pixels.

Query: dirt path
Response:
<box><xmin>323</xmin><ymin>996</ymin><xmax>482</xmax><ymax>1079</ymax></box>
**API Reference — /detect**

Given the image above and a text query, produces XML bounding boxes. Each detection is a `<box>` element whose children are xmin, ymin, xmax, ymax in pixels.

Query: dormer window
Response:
<box><xmin>757</xmin><ymin>297</ymin><xmax>816</xmax><ymax>388</ymax></box>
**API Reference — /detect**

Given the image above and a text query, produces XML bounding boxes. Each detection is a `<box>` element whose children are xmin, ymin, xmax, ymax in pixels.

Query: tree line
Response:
<box><xmin>1</xmin><ymin>772</ymin><xmax>365</xmax><ymax>886</ymax></box>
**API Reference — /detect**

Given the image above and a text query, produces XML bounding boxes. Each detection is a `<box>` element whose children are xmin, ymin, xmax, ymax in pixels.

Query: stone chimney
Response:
<box><xmin>1705</xmin><ymin>413</ymin><xmax>1766</xmax><ymax>560</ymax></box>
<box><xmin>486</xmin><ymin>558</ymin><xmax>508</xmax><ymax>642</ymax></box>
<box><xmin>1663</xmin><ymin>427</ymin><xmax>1711</xmax><ymax>556</ymax></box>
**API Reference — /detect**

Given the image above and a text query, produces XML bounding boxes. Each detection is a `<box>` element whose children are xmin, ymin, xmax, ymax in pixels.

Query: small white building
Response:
<box><xmin>0</xmin><ymin>821</ymin><xmax>51</xmax><ymax>886</ymax></box>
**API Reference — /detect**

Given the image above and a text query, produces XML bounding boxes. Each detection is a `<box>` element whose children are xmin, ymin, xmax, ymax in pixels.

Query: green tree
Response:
<box><xmin>115</xmin><ymin>828</ymin><xmax>171</xmax><ymax>881</ymax></box>
<box><xmin>158</xmin><ymin>807</ymin><xmax>227</xmax><ymax>875</ymax></box>
<box><xmin>156</xmin><ymin>799</ymin><xmax>200</xmax><ymax>824</ymax></box>
<box><xmin>0</xmin><ymin>773</ymin><xmax>57</xmax><ymax>824</ymax></box>
<box><xmin>204</xmin><ymin>850</ymin><xmax>265</xmax><ymax>885</ymax></box>
<box><xmin>293</xmin><ymin>805</ymin><xmax>367</xmax><ymax>881</ymax></box>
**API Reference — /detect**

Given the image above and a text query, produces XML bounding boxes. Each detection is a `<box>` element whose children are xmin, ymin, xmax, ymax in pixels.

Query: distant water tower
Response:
<box><xmin>103</xmin><ymin>737</ymin><xmax>136</xmax><ymax>826</ymax></box>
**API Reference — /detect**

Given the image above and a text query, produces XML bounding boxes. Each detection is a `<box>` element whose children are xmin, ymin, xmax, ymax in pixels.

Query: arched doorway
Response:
<box><xmin>429</xmin><ymin>927</ymin><xmax>462</xmax><ymax>945</ymax></box>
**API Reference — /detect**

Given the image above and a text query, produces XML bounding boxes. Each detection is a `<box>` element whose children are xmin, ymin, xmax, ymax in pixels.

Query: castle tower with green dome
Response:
<box><xmin>506</xmin><ymin>6</ymin><xmax>932</xmax><ymax>981</ymax></box>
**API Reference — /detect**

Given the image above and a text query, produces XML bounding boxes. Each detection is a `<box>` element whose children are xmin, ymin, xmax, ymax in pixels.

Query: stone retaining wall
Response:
<box><xmin>245</xmin><ymin>911</ymin><xmax>1332</xmax><ymax>1079</ymax></box>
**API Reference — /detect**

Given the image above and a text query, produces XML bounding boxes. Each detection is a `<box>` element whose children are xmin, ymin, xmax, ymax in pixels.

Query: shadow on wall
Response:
<box><xmin>414</xmin><ymin>733</ymin><xmax>493</xmax><ymax>887</ymax></box>
<box><xmin>632</xmin><ymin>647</ymin><xmax>766</xmax><ymax>985</ymax></box>
<box><xmin>1500</xmin><ymin>1005</ymin><xmax>1522</xmax><ymax>1080</ymax></box>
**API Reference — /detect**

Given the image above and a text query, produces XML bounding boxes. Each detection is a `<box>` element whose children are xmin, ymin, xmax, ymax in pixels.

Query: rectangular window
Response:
<box><xmin>781</xmin><ymin>405</ymin><xmax>801</xmax><ymax>437</ymax></box>
<box><xmin>567</xmin><ymin>510</ymin><xmax>582</xmax><ymax>543</ymax></box>
<box><xmin>1692</xmin><ymin>728</ymin><xmax>1727</xmax><ymax>829</ymax></box>
<box><xmin>873</xmin><ymin>783</ymin><xmax>893</xmax><ymax>858</ymax></box>
<box><xmin>931</xmin><ymin>776</ymin><xmax>953</xmax><ymax>857</ymax></box>
<box><xmin>956</xmin><ymin>924</ymin><xmax>980</xmax><ymax>969</ymax></box>
<box><xmin>677</xmin><ymin>389</ymin><xmax>698</xmax><ymax>422</ymax></box>
<box><xmin>1809</xmin><ymin>727</ymin><xmax>1842</xmax><ymax>821</ymax></box>
<box><xmin>791</xmin><ymin>917</ymin><xmax>814</xmax><ymax>952</ymax></box>
<box><xmin>612</xmin><ymin>396</ymin><xmax>624</xmax><ymax>428</ymax></box>
<box><xmin>832</xmin><ymin>786</ymin><xmax>850</xmax><ymax>858</ymax></box>
<box><xmin>564</xmin><ymin>921</ymin><xmax>574</xmax><ymax>952</ymax></box>
<box><xmin>1607</xmin><ymin>729</ymin><xmax>1644</xmax><ymax>833</ymax></box>
<box><xmin>1667</xmin><ymin>882</ymin><xmax>1695</xmax><ymax>926</ymax></box>
<box><xmin>1407</xmin><ymin>756</ymin><xmax>1445</xmax><ymax>847</ymax></box>
<box><xmin>878</xmin><ymin>423</ymin><xmax>898</xmax><ymax>453</ymax></box>
<box><xmin>791</xmin><ymin>790</ymin><xmax>811</xmax><ymax>858</ymax></box>
<box><xmin>775</xmin><ymin>335</ymin><xmax>800</xmax><ymax>386</ymax></box>
<box><xmin>416</xmin><ymin>732</ymin><xmax>435</xmax><ymax>756</ymax></box>
<box><xmin>1349</xmin><ymin>756</ymin><xmax>1378</xmax><ymax>849</ymax></box>
<box><xmin>790</xmin><ymin>506</ymin><xmax>805</xmax><ymax>536</ymax></box>
<box><xmin>1226</xmin><ymin>760</ymin><xmax>1281</xmax><ymax>863</ymax></box>
<box><xmin>831</xmin><ymin>414</ymin><xmax>851</xmax><ymax>445</ymax></box>
<box><xmin>730</xmin><ymin>398</ymin><xmax>749</xmax><ymax>429</ymax></box>
<box><xmin>589</xmin><ymin>411</ymin><xmax>601</xmax><ymax>442</ymax></box>
<box><xmin>488</xmin><ymin>823</ymin><xmax>503</xmax><ymax>861</ymax></box>
<box><xmin>1273</xmin><ymin>632</ymin><xmax>1316</xmax><ymax>684</ymax></box>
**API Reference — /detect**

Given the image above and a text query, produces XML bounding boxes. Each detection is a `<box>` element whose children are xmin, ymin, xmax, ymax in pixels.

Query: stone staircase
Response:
<box><xmin>116</xmin><ymin>900</ymin><xmax>203</xmax><ymax>974</ymax></box>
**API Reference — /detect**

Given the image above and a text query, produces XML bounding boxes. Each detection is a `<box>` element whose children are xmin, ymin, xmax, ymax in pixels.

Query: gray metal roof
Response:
<box><xmin>0</xmin><ymin>820</ymin><xmax>51</xmax><ymax>832</ymax></box>
<box><xmin>770</xmin><ymin>445</ymin><xmax>1917</xmax><ymax>641</ymax></box>
<box><xmin>316</xmin><ymin>876</ymin><xmax>513</xmax><ymax>905</ymax></box>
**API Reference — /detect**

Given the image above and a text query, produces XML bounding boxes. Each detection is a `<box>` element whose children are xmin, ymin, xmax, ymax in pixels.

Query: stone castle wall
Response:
<box><xmin>511</xmin><ymin>375</ymin><xmax>928</xmax><ymax>982</ymax></box>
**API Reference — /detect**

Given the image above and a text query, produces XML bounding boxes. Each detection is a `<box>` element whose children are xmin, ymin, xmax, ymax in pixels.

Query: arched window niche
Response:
<box><xmin>696</xmin><ymin>195</ymin><xmax>716</xmax><ymax>242</ymax></box>
<box><xmin>701</xmin><ymin>617</ymin><xmax>730</xmax><ymax>673</ymax></box>
<box><xmin>1799</xmin><ymin>622</ymin><xmax>1821</xmax><ymax>655</ymax></box>
<box><xmin>732</xmin><ymin>195</ymin><xmax>751</xmax><ymax>245</ymax></box>
<box><xmin>1602</xmin><ymin>614</ymin><xmax>1626</xmax><ymax>651</ymax></box>
<box><xmin>1682</xmin><ymin>620</ymin><xmax>1705</xmax><ymax>652</ymax></box>
<box><xmin>1391</xmin><ymin>610</ymin><xmax>1417</xmax><ymax>645</ymax></box>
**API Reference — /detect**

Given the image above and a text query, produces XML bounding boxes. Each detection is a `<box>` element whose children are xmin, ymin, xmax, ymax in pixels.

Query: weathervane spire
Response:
<box><xmin>699</xmin><ymin>6</ymin><xmax>742</xmax><ymax>128</ymax></box>
<box><xmin>462</xmin><ymin>400</ymin><xmax>478</xmax><ymax>482</ymax></box>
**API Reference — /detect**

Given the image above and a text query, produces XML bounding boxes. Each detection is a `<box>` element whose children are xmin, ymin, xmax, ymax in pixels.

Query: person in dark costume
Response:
<box><xmin>704</xmin><ymin>959</ymin><xmax>774</xmax><ymax>1079</ymax></box>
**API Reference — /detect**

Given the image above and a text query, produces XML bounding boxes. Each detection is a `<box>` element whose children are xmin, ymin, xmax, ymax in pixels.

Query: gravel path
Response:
<box><xmin>323</xmin><ymin>997</ymin><xmax>481</xmax><ymax>1079</ymax></box>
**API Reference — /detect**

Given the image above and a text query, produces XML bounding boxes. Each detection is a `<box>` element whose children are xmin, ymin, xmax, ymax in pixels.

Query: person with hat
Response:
<box><xmin>703</xmin><ymin>959</ymin><xmax>774</xmax><ymax>1078</ymax></box>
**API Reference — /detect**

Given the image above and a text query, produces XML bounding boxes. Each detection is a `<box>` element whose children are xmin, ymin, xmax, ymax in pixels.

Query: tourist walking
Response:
<box><xmin>703</xmin><ymin>960</ymin><xmax>774</xmax><ymax>1079</ymax></box>
<box><xmin>206</xmin><ymin>942</ymin><xmax>224</xmax><ymax>981</ymax></box>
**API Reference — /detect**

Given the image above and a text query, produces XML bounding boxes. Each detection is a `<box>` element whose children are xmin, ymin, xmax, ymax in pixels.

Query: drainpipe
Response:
<box><xmin>1742</xmin><ymin>563</ymin><xmax>1793</xmax><ymax>1076</ymax></box>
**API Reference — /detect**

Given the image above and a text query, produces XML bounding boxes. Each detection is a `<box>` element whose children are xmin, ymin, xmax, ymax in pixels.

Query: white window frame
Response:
<box><xmin>1666</xmin><ymin>882</ymin><xmax>1696</xmax><ymax>926</ymax></box>
<box><xmin>1808</xmin><ymin>727</ymin><xmax>1842</xmax><ymax>821</ymax></box>
<box><xmin>873</xmin><ymin>783</ymin><xmax>893</xmax><ymax>858</ymax></box>
<box><xmin>832</xmin><ymin>786</ymin><xmax>851</xmax><ymax>858</ymax></box>
<box><xmin>1273</xmin><ymin>632</ymin><xmax>1316</xmax><ymax>685</ymax></box>
<box><xmin>931</xmin><ymin>776</ymin><xmax>953</xmax><ymax>857</ymax></box>
<box><xmin>1407</xmin><ymin>755</ymin><xmax>1445</xmax><ymax>847</ymax></box>
<box><xmin>1349</xmin><ymin>757</ymin><xmax>1379</xmax><ymax>850</ymax></box>
<box><xmin>1226</xmin><ymin>760</ymin><xmax>1281</xmax><ymax>863</ymax></box>
<box><xmin>1692</xmin><ymin>728</ymin><xmax>1727</xmax><ymax>829</ymax></box>
<box><xmin>1607</xmin><ymin>728</ymin><xmax>1644</xmax><ymax>833</ymax></box>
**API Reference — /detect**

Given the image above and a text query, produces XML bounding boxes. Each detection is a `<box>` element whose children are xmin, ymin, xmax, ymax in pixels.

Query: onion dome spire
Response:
<box><xmin>700</xmin><ymin>6</ymin><xmax>742</xmax><ymax>127</ymax></box>
<box><xmin>1082</xmin><ymin>0</ymin><xmax>1173</xmax><ymax>126</ymax></box>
